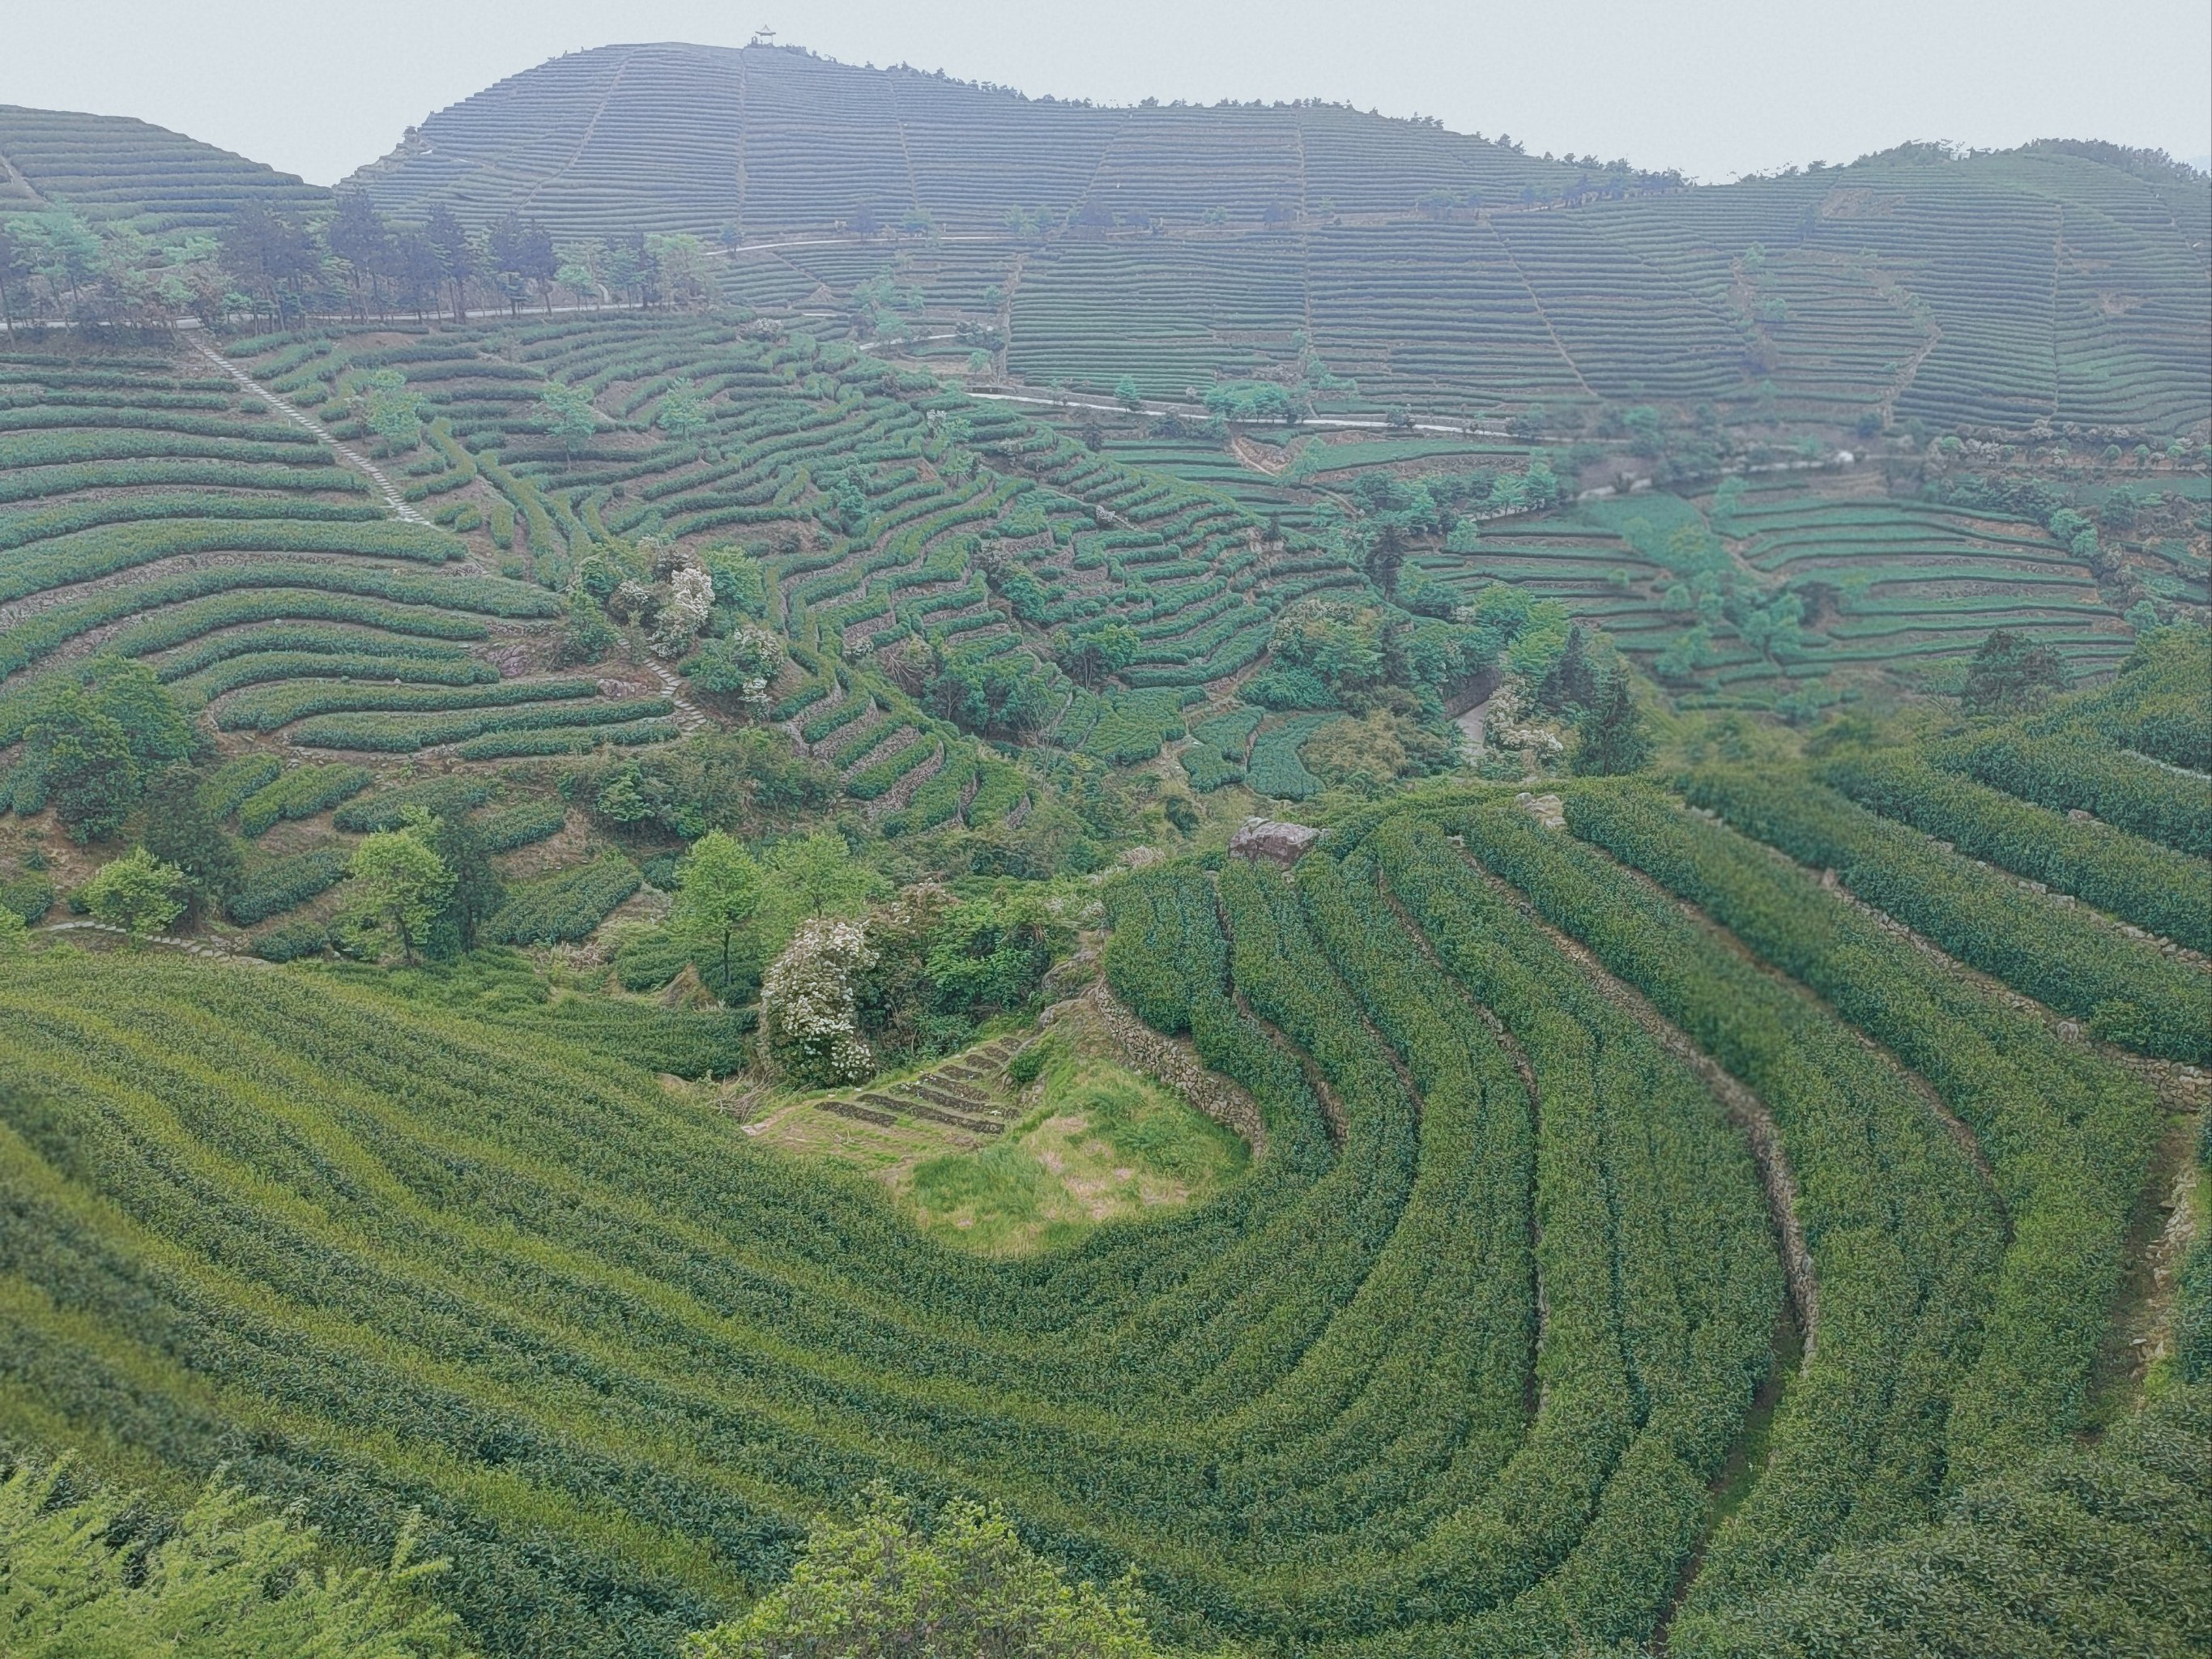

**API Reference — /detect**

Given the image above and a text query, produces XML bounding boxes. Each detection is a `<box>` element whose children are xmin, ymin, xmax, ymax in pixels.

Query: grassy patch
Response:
<box><xmin>902</xmin><ymin>1053</ymin><xmax>1247</xmax><ymax>1255</ymax></box>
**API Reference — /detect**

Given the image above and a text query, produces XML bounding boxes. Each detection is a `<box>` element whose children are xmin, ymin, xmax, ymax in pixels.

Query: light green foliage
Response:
<box><xmin>15</xmin><ymin>659</ymin><xmax>193</xmax><ymax>841</ymax></box>
<box><xmin>79</xmin><ymin>845</ymin><xmax>186</xmax><ymax>940</ymax></box>
<box><xmin>340</xmin><ymin>812</ymin><xmax>454</xmax><ymax>964</ymax></box>
<box><xmin>361</xmin><ymin>369</ymin><xmax>425</xmax><ymax>453</ymax></box>
<box><xmin>654</xmin><ymin>377</ymin><xmax>711</xmax><ymax>441</ymax></box>
<box><xmin>699</xmin><ymin>543</ymin><xmax>767</xmax><ymax>617</ymax></box>
<box><xmin>684</xmin><ymin>1484</ymin><xmax>1162</xmax><ymax>1659</ymax></box>
<box><xmin>760</xmin><ymin>828</ymin><xmax>889</xmax><ymax>934</ymax></box>
<box><xmin>922</xmin><ymin>887</ymin><xmax>1069</xmax><ymax>1014</ymax></box>
<box><xmin>671</xmin><ymin>830</ymin><xmax>763</xmax><ymax>1000</ymax></box>
<box><xmin>536</xmin><ymin>381</ymin><xmax>599</xmax><ymax>458</ymax></box>
<box><xmin>0</xmin><ymin>1454</ymin><xmax>471</xmax><ymax>1658</ymax></box>
<box><xmin>0</xmin><ymin>906</ymin><xmax>26</xmax><ymax>958</ymax></box>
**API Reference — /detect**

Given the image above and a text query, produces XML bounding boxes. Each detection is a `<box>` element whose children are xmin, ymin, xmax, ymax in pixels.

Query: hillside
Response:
<box><xmin>2</xmin><ymin>634</ymin><xmax>2205</xmax><ymax>1657</ymax></box>
<box><xmin>343</xmin><ymin>44</ymin><xmax>2212</xmax><ymax>437</ymax></box>
<box><xmin>0</xmin><ymin>104</ymin><xmax>328</xmax><ymax>232</ymax></box>
<box><xmin>0</xmin><ymin>38</ymin><xmax>2208</xmax><ymax>1659</ymax></box>
<box><xmin>346</xmin><ymin>42</ymin><xmax>1600</xmax><ymax>237</ymax></box>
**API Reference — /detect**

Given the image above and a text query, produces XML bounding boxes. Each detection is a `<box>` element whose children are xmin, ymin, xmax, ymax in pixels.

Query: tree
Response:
<box><xmin>539</xmin><ymin>381</ymin><xmax>599</xmax><ymax>463</ymax></box>
<box><xmin>87</xmin><ymin>657</ymin><xmax>195</xmax><ymax>772</ymax></box>
<box><xmin>218</xmin><ymin>203</ymin><xmax>319</xmax><ymax>326</ymax></box>
<box><xmin>763</xmin><ymin>828</ymin><xmax>886</xmax><ymax>924</ymax></box>
<box><xmin>0</xmin><ymin>906</ymin><xmax>27</xmax><ymax>960</ymax></box>
<box><xmin>424</xmin><ymin>812</ymin><xmax>501</xmax><ymax>959</ymax></box>
<box><xmin>0</xmin><ymin>1452</ymin><xmax>467</xmax><ymax>1657</ymax></box>
<box><xmin>761</xmin><ymin>916</ymin><xmax>877</xmax><ymax>1085</ymax></box>
<box><xmin>924</xmin><ymin>644</ymin><xmax>1055</xmax><ymax>735</ymax></box>
<box><xmin>655</xmin><ymin>377</ymin><xmax>712</xmax><ymax>441</ymax></box>
<box><xmin>79</xmin><ymin>847</ymin><xmax>187</xmax><ymax>943</ymax></box>
<box><xmin>326</xmin><ymin>190</ymin><xmax>390</xmax><ymax>318</ymax></box>
<box><xmin>683</xmin><ymin>625</ymin><xmax>783</xmax><ymax>702</ymax></box>
<box><xmin>1362</xmin><ymin>520</ymin><xmax>1406</xmax><ymax>595</ymax></box>
<box><xmin>361</xmin><ymin>369</ymin><xmax>424</xmax><ymax>453</ymax></box>
<box><xmin>518</xmin><ymin>220</ymin><xmax>557</xmax><ymax>309</ymax></box>
<box><xmin>649</xmin><ymin>232</ymin><xmax>710</xmax><ymax>308</ymax></box>
<box><xmin>671</xmin><ymin>830</ymin><xmax>763</xmax><ymax>1001</ymax></box>
<box><xmin>423</xmin><ymin>201</ymin><xmax>475</xmax><ymax>319</ymax></box>
<box><xmin>1536</xmin><ymin>624</ymin><xmax>1599</xmax><ymax>713</ymax></box>
<box><xmin>923</xmin><ymin>889</ymin><xmax>1068</xmax><ymax>1016</ymax></box>
<box><xmin>341</xmin><ymin>813</ymin><xmax>454</xmax><ymax>964</ymax></box>
<box><xmin>1571</xmin><ymin>671</ymin><xmax>1652</xmax><ymax>774</ymax></box>
<box><xmin>1962</xmin><ymin>628</ymin><xmax>2070</xmax><ymax>715</ymax></box>
<box><xmin>1115</xmin><ymin>373</ymin><xmax>1143</xmax><ymax>409</ymax></box>
<box><xmin>0</xmin><ymin>220</ymin><xmax>24</xmax><ymax>331</ymax></box>
<box><xmin>1055</xmin><ymin>623</ymin><xmax>1139</xmax><ymax>689</ymax></box>
<box><xmin>387</xmin><ymin>229</ymin><xmax>444</xmax><ymax>318</ymax></box>
<box><xmin>684</xmin><ymin>1482</ymin><xmax>1163</xmax><ymax>1659</ymax></box>
<box><xmin>139</xmin><ymin>769</ymin><xmax>243</xmax><ymax>919</ymax></box>
<box><xmin>21</xmin><ymin>689</ymin><xmax>137</xmax><ymax>842</ymax></box>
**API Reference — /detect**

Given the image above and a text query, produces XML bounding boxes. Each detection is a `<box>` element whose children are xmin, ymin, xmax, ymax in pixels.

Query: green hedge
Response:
<box><xmin>1684</xmin><ymin>766</ymin><xmax>2212</xmax><ymax>1061</ymax></box>
<box><xmin>175</xmin><ymin>652</ymin><xmax>497</xmax><ymax>709</ymax></box>
<box><xmin>0</xmin><ymin>458</ymin><xmax>361</xmax><ymax>505</ymax></box>
<box><xmin>482</xmin><ymin>855</ymin><xmax>641</xmax><ymax>945</ymax></box>
<box><xmin>0</xmin><ymin>563</ymin><xmax>555</xmax><ymax>682</ymax></box>
<box><xmin>237</xmin><ymin>765</ymin><xmax>374</xmax><ymax>837</ymax></box>
<box><xmin>450</xmin><ymin>720</ymin><xmax>680</xmax><ymax>761</ymax></box>
<box><xmin>0</xmin><ymin>493</ymin><xmax>380</xmax><ymax>554</ymax></box>
<box><xmin>289</xmin><ymin>697</ymin><xmax>672</xmax><ymax>754</ymax></box>
<box><xmin>0</xmin><ymin>516</ymin><xmax>466</xmax><ymax>606</ymax></box>
<box><xmin>226</xmin><ymin>848</ymin><xmax>351</xmax><ymax>925</ymax></box>
<box><xmin>197</xmin><ymin>753</ymin><xmax>283</xmax><ymax>819</ymax></box>
<box><xmin>1945</xmin><ymin>732</ymin><xmax>2212</xmax><ymax>859</ymax></box>
<box><xmin>334</xmin><ymin>778</ymin><xmax>492</xmax><ymax>834</ymax></box>
<box><xmin>217</xmin><ymin>676</ymin><xmax>599</xmax><ymax>735</ymax></box>
<box><xmin>1568</xmin><ymin>780</ymin><xmax>2158</xmax><ymax>1484</ymax></box>
<box><xmin>1821</xmin><ymin>748</ymin><xmax>2212</xmax><ymax>953</ymax></box>
<box><xmin>252</xmin><ymin>917</ymin><xmax>332</xmax><ymax>962</ymax></box>
<box><xmin>475</xmin><ymin>799</ymin><xmax>568</xmax><ymax>852</ymax></box>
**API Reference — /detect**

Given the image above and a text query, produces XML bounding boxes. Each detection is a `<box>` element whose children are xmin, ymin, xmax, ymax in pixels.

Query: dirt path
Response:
<box><xmin>40</xmin><ymin>919</ymin><xmax>266</xmax><ymax>963</ymax></box>
<box><xmin>191</xmin><ymin>338</ymin><xmax>429</xmax><ymax>526</ymax></box>
<box><xmin>1453</xmin><ymin>697</ymin><xmax>1491</xmax><ymax>762</ymax></box>
<box><xmin>641</xmin><ymin>658</ymin><xmax>710</xmax><ymax>734</ymax></box>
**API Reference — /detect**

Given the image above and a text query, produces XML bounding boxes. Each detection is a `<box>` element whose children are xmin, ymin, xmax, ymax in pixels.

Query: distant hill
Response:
<box><xmin>0</xmin><ymin>105</ymin><xmax>329</xmax><ymax>233</ymax></box>
<box><xmin>344</xmin><ymin>41</ymin><xmax>1602</xmax><ymax>237</ymax></box>
<box><xmin>343</xmin><ymin>45</ymin><xmax>2212</xmax><ymax>436</ymax></box>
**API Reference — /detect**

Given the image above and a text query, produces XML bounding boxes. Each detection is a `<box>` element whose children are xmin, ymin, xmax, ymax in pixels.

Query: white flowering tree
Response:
<box><xmin>762</xmin><ymin>916</ymin><xmax>878</xmax><ymax>1085</ymax></box>
<box><xmin>650</xmin><ymin>565</ymin><xmax>715</xmax><ymax>659</ymax></box>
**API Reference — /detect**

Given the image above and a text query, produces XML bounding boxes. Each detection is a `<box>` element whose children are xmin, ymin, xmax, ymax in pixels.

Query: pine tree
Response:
<box><xmin>1571</xmin><ymin>671</ymin><xmax>1652</xmax><ymax>775</ymax></box>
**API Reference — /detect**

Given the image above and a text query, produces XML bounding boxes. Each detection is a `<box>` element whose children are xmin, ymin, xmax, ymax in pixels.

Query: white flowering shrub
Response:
<box><xmin>650</xmin><ymin>565</ymin><xmax>717</xmax><ymax>659</ymax></box>
<box><xmin>762</xmin><ymin>916</ymin><xmax>878</xmax><ymax>1085</ymax></box>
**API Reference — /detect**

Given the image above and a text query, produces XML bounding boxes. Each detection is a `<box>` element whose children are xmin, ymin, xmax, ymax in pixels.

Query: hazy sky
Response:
<box><xmin>6</xmin><ymin>0</ymin><xmax>2208</xmax><ymax>187</ymax></box>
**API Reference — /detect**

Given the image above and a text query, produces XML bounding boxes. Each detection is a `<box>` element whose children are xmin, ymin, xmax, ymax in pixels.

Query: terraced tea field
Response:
<box><xmin>0</xmin><ymin>43</ymin><xmax>2206</xmax><ymax>1659</ymax></box>
<box><xmin>339</xmin><ymin>45</ymin><xmax>2209</xmax><ymax>435</ymax></box>
<box><xmin>1728</xmin><ymin>494</ymin><xmax>2137</xmax><ymax>678</ymax></box>
<box><xmin>3</xmin><ymin>666</ymin><xmax>2201</xmax><ymax>1654</ymax></box>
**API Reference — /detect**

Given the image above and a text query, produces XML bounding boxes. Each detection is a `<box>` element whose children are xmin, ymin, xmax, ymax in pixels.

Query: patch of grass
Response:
<box><xmin>902</xmin><ymin>1052</ymin><xmax>1247</xmax><ymax>1256</ymax></box>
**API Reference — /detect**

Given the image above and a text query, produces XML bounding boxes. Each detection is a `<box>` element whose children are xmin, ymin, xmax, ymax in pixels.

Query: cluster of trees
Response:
<box><xmin>0</xmin><ymin>1450</ymin><xmax>1182</xmax><ymax>1659</ymax></box>
<box><xmin>580</xmin><ymin>728</ymin><xmax>837</xmax><ymax>843</ymax></box>
<box><xmin>646</xmin><ymin>825</ymin><xmax>1066</xmax><ymax>1080</ymax></box>
<box><xmin>1959</xmin><ymin>626</ymin><xmax>2070</xmax><ymax>714</ymax></box>
<box><xmin>10</xmin><ymin>659</ymin><xmax>196</xmax><ymax>841</ymax></box>
<box><xmin>569</xmin><ymin>537</ymin><xmax>776</xmax><ymax>687</ymax></box>
<box><xmin>0</xmin><ymin>192</ymin><xmax>714</xmax><ymax>331</ymax></box>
